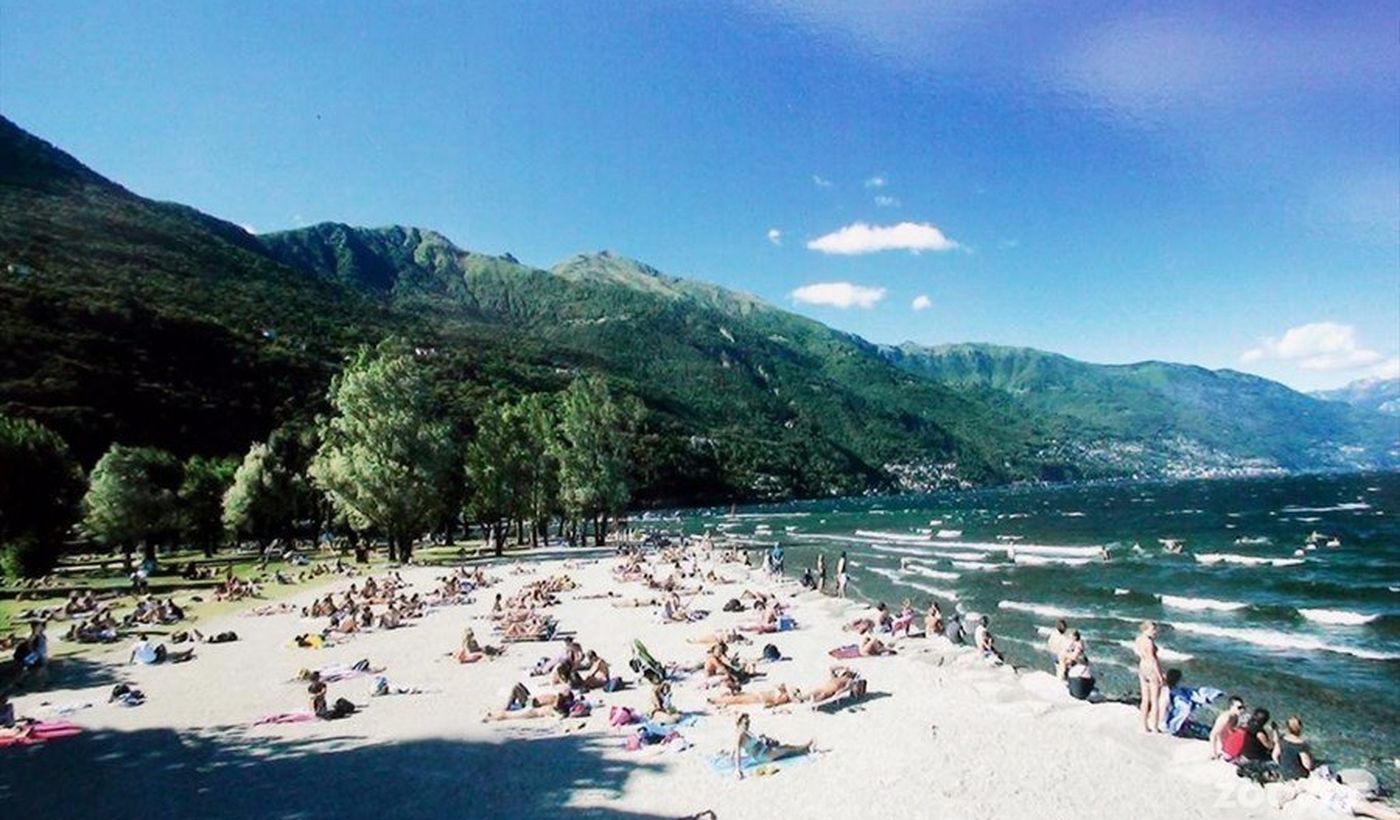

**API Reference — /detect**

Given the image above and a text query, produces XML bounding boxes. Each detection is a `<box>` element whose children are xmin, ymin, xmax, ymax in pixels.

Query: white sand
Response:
<box><xmin>2</xmin><ymin>548</ymin><xmax>1341</xmax><ymax>819</ymax></box>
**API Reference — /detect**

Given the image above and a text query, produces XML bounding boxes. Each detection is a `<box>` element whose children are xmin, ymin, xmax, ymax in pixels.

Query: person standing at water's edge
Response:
<box><xmin>835</xmin><ymin>551</ymin><xmax>849</xmax><ymax>598</ymax></box>
<box><xmin>815</xmin><ymin>553</ymin><xmax>826</xmax><ymax>595</ymax></box>
<box><xmin>1047</xmin><ymin>619</ymin><xmax>1071</xmax><ymax>679</ymax></box>
<box><xmin>1134</xmin><ymin>621</ymin><xmax>1166</xmax><ymax>733</ymax></box>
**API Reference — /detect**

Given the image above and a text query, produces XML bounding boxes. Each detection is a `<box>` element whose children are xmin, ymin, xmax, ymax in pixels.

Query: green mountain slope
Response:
<box><xmin>261</xmin><ymin>227</ymin><xmax>1055</xmax><ymax>495</ymax></box>
<box><xmin>0</xmin><ymin>116</ymin><xmax>402</xmax><ymax>461</ymax></box>
<box><xmin>882</xmin><ymin>342</ymin><xmax>1399</xmax><ymax>473</ymax></box>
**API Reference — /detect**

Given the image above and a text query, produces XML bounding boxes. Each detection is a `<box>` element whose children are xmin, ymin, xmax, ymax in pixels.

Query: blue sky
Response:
<box><xmin>3</xmin><ymin>1</ymin><xmax>1396</xmax><ymax>390</ymax></box>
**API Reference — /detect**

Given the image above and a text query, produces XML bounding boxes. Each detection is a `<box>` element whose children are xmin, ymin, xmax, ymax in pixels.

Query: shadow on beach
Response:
<box><xmin>0</xmin><ymin>723</ymin><xmax>675</xmax><ymax>820</ymax></box>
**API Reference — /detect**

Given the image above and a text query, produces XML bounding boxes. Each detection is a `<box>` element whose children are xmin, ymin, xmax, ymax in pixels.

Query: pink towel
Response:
<box><xmin>828</xmin><ymin>644</ymin><xmax>861</xmax><ymax>659</ymax></box>
<box><xmin>254</xmin><ymin>711</ymin><xmax>316</xmax><ymax>725</ymax></box>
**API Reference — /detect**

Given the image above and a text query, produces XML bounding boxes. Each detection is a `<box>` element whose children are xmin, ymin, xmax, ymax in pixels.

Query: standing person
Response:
<box><xmin>771</xmin><ymin>544</ymin><xmax>784</xmax><ymax>577</ymax></box>
<box><xmin>835</xmin><ymin>552</ymin><xmax>849</xmax><ymax>598</ymax></box>
<box><xmin>1063</xmin><ymin>630</ymin><xmax>1095</xmax><ymax>700</ymax></box>
<box><xmin>1134</xmin><ymin>621</ymin><xmax>1166</xmax><ymax>733</ymax></box>
<box><xmin>815</xmin><ymin>553</ymin><xmax>827</xmax><ymax>595</ymax></box>
<box><xmin>17</xmin><ymin>621</ymin><xmax>48</xmax><ymax>681</ymax></box>
<box><xmin>1046</xmin><ymin>619</ymin><xmax>1071</xmax><ymax>679</ymax></box>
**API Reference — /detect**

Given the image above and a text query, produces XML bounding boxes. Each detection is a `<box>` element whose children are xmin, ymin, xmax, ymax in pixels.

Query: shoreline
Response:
<box><xmin>0</xmin><ymin>544</ymin><xmax>1364</xmax><ymax>819</ymax></box>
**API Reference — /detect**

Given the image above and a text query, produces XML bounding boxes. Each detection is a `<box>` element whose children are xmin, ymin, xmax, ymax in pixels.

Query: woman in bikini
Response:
<box><xmin>731</xmin><ymin>712</ymin><xmax>813</xmax><ymax>779</ymax></box>
<box><xmin>708</xmin><ymin>682</ymin><xmax>799</xmax><ymax>709</ymax></box>
<box><xmin>805</xmin><ymin>666</ymin><xmax>866</xmax><ymax>706</ymax></box>
<box><xmin>1134</xmin><ymin>620</ymin><xmax>1166</xmax><ymax>733</ymax></box>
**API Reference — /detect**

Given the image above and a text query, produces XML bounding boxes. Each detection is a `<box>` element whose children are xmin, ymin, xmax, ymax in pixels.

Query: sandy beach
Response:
<box><xmin>0</xmin><ymin>546</ymin><xmax>1354</xmax><ymax>820</ymax></box>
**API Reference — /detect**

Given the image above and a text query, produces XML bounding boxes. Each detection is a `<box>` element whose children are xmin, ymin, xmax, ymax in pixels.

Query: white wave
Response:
<box><xmin>724</xmin><ymin>512</ymin><xmax>812</xmax><ymax>519</ymax></box>
<box><xmin>1233</xmin><ymin>536</ymin><xmax>1271</xmax><ymax>545</ymax></box>
<box><xmin>1170</xmin><ymin>622</ymin><xmax>1399</xmax><ymax>661</ymax></box>
<box><xmin>1298</xmin><ymin>608</ymin><xmax>1380</xmax><ymax>626</ymax></box>
<box><xmin>951</xmin><ymin>560</ymin><xmax>1002</xmax><ymax>571</ymax></box>
<box><xmin>1159</xmin><ymin>595</ymin><xmax>1248</xmax><ymax>612</ymax></box>
<box><xmin>1294</xmin><ymin>517</ymin><xmax>1322</xmax><ymax>523</ymax></box>
<box><xmin>1060</xmin><ymin>511</ymin><xmax>1086</xmax><ymax>517</ymax></box>
<box><xmin>855</xmin><ymin>529</ymin><xmax>928</xmax><ymax>543</ymax></box>
<box><xmin>903</xmin><ymin>563</ymin><xmax>960</xmax><ymax>581</ymax></box>
<box><xmin>1013</xmin><ymin>554</ymin><xmax>1096</xmax><ymax>567</ymax></box>
<box><xmin>1117</xmin><ymin>640</ymin><xmax>1194</xmax><ymax>662</ymax></box>
<box><xmin>935</xmin><ymin>529</ymin><xmax>964</xmax><ymax>539</ymax></box>
<box><xmin>1281</xmin><ymin>503</ymin><xmax>1372</xmax><ymax>513</ymax></box>
<box><xmin>867</xmin><ymin>543</ymin><xmax>931</xmax><ymax>557</ymax></box>
<box><xmin>1114</xmin><ymin>588</ymin><xmax>1131</xmax><ymax>596</ymax></box>
<box><xmin>1195</xmin><ymin>553</ymin><xmax>1304</xmax><ymax>568</ymax></box>
<box><xmin>997</xmin><ymin>600</ymin><xmax>1092</xmax><ymax>619</ymax></box>
<box><xmin>898</xmin><ymin>580</ymin><xmax>959</xmax><ymax>601</ymax></box>
<box><xmin>866</xmin><ymin>566</ymin><xmax>903</xmax><ymax>584</ymax></box>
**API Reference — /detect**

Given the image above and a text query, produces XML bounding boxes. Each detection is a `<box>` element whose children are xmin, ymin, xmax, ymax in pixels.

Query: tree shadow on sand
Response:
<box><xmin>3</xmin><ymin>652</ymin><xmax>127</xmax><ymax>694</ymax></box>
<box><xmin>0</xmin><ymin>722</ymin><xmax>681</xmax><ymax>820</ymax></box>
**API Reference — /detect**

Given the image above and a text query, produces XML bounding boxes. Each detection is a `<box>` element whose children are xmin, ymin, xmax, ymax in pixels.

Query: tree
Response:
<box><xmin>551</xmin><ymin>376</ymin><xmax>641</xmax><ymax>546</ymax></box>
<box><xmin>82</xmin><ymin>444</ymin><xmax>181</xmax><ymax>567</ymax></box>
<box><xmin>0</xmin><ymin>414</ymin><xmax>84</xmax><ymax>577</ymax></box>
<box><xmin>309</xmin><ymin>340</ymin><xmax>455</xmax><ymax>562</ymax></box>
<box><xmin>222</xmin><ymin>443</ymin><xmax>298</xmax><ymax>550</ymax></box>
<box><xmin>178</xmin><ymin>455</ymin><xmax>238</xmax><ymax>556</ymax></box>
<box><xmin>518</xmin><ymin>393</ymin><xmax>561</xmax><ymax>547</ymax></box>
<box><xmin>464</xmin><ymin>399</ymin><xmax>530</xmax><ymax>555</ymax></box>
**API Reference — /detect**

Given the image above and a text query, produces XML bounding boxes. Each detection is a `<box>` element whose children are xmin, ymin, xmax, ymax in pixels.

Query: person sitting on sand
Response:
<box><xmin>577</xmin><ymin>651</ymin><xmax>616</xmax><ymax>690</ymax></box>
<box><xmin>1266</xmin><ymin>716</ymin><xmax>1400</xmax><ymax>820</ymax></box>
<box><xmin>805</xmin><ymin>665</ymin><xmax>867</xmax><ymax>706</ymax></box>
<box><xmin>453</xmin><ymin>628</ymin><xmax>501</xmax><ymax>663</ymax></box>
<box><xmin>1209</xmin><ymin>696</ymin><xmax>1247</xmax><ymax>760</ymax></box>
<box><xmin>731</xmin><ymin>712</ymin><xmax>813</xmax><ymax>779</ymax></box>
<box><xmin>974</xmin><ymin>616</ymin><xmax>1003</xmax><ymax>662</ymax></box>
<box><xmin>709</xmin><ymin>682</ymin><xmax>799</xmax><ymax>709</ymax></box>
<box><xmin>128</xmin><ymin>633</ymin><xmax>195</xmax><ymax>665</ymax></box>
<box><xmin>924</xmin><ymin>602</ymin><xmax>944</xmax><ymax>637</ymax></box>
<box><xmin>1235</xmin><ymin>707</ymin><xmax>1275</xmax><ymax>763</ymax></box>
<box><xmin>649</xmin><ymin>680</ymin><xmax>680</xmax><ymax>725</ymax></box>
<box><xmin>859</xmin><ymin>634</ymin><xmax>895</xmax><ymax>656</ymax></box>
<box><xmin>0</xmin><ymin>692</ymin><xmax>33</xmax><ymax>740</ymax></box>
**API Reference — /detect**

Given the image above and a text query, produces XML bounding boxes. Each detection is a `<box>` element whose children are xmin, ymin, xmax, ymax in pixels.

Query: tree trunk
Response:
<box><xmin>121</xmin><ymin>544</ymin><xmax>134</xmax><ymax>573</ymax></box>
<box><xmin>387</xmin><ymin>539</ymin><xmax>398</xmax><ymax>563</ymax></box>
<box><xmin>399</xmin><ymin>534</ymin><xmax>414</xmax><ymax>564</ymax></box>
<box><xmin>142</xmin><ymin>539</ymin><xmax>157</xmax><ymax>566</ymax></box>
<box><xmin>492</xmin><ymin>523</ymin><xmax>505</xmax><ymax>557</ymax></box>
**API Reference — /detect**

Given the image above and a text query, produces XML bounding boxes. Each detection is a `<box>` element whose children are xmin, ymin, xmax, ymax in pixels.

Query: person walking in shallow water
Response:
<box><xmin>835</xmin><ymin>552</ymin><xmax>848</xmax><ymax>598</ymax></box>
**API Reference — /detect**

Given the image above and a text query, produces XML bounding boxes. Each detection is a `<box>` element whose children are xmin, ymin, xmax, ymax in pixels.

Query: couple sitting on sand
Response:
<box><xmin>128</xmin><ymin>633</ymin><xmax>194</xmax><ymax>666</ymax></box>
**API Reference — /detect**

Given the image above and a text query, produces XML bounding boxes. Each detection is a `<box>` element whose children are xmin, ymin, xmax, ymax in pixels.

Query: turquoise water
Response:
<box><xmin>659</xmin><ymin>473</ymin><xmax>1400</xmax><ymax>780</ymax></box>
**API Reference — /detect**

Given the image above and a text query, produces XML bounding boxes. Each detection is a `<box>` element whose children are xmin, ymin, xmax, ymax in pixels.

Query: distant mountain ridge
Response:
<box><xmin>881</xmin><ymin>342</ymin><xmax>1398</xmax><ymax>475</ymax></box>
<box><xmin>1312</xmin><ymin>376</ymin><xmax>1400</xmax><ymax>416</ymax></box>
<box><xmin>2</xmin><ymin>115</ymin><xmax>1395</xmax><ymax>505</ymax></box>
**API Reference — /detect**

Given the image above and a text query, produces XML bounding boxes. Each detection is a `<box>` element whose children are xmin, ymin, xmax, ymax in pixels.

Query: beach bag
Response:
<box><xmin>609</xmin><ymin>706</ymin><xmax>636</xmax><ymax>727</ymax></box>
<box><xmin>762</xmin><ymin>644</ymin><xmax>781</xmax><ymax>662</ymax></box>
<box><xmin>327</xmin><ymin>697</ymin><xmax>356</xmax><ymax>719</ymax></box>
<box><xmin>722</xmin><ymin>599</ymin><xmax>744</xmax><ymax>612</ymax></box>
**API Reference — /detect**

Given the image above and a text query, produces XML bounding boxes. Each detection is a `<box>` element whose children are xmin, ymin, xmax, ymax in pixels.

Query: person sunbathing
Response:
<box><xmin>453</xmin><ymin>628</ymin><xmax>502</xmax><ymax>663</ymax></box>
<box><xmin>128</xmin><ymin>633</ymin><xmax>195</xmax><ymax>665</ymax></box>
<box><xmin>482</xmin><ymin>682</ymin><xmax>576</xmax><ymax>721</ymax></box>
<box><xmin>805</xmin><ymin>666</ymin><xmax>867</xmax><ymax>706</ymax></box>
<box><xmin>708</xmin><ymin>683</ymin><xmax>800</xmax><ymax>709</ymax></box>
<box><xmin>859</xmin><ymin>635</ymin><xmax>894</xmax><ymax>656</ymax></box>
<box><xmin>731</xmin><ymin>712</ymin><xmax>813</xmax><ymax>779</ymax></box>
<box><xmin>687</xmin><ymin>628</ymin><xmax>747</xmax><ymax>646</ymax></box>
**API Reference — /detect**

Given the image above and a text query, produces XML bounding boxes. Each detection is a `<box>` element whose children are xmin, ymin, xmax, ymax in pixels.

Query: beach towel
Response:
<box><xmin>1163</xmin><ymin>685</ymin><xmax>1224</xmax><ymax>735</ymax></box>
<box><xmin>829</xmin><ymin>644</ymin><xmax>861</xmax><ymax>659</ymax></box>
<box><xmin>254</xmin><ymin>711</ymin><xmax>316</xmax><ymax>725</ymax></box>
<box><xmin>0</xmin><ymin>721</ymin><xmax>82</xmax><ymax>747</ymax></box>
<box><xmin>709</xmin><ymin>749</ymin><xmax>812</xmax><ymax>775</ymax></box>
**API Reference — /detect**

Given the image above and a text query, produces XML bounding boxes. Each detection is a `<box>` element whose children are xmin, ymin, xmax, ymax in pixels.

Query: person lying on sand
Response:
<box><xmin>708</xmin><ymin>683</ymin><xmax>800</xmax><ymax>709</ymax></box>
<box><xmin>731</xmin><ymin>712</ymin><xmax>813</xmax><ymax>779</ymax></box>
<box><xmin>128</xmin><ymin>633</ymin><xmax>194</xmax><ymax>665</ymax></box>
<box><xmin>483</xmin><ymin>683</ymin><xmax>583</xmax><ymax>721</ymax></box>
<box><xmin>687</xmin><ymin>628</ymin><xmax>748</xmax><ymax>647</ymax></box>
<box><xmin>804</xmin><ymin>666</ymin><xmax>867</xmax><ymax>706</ymax></box>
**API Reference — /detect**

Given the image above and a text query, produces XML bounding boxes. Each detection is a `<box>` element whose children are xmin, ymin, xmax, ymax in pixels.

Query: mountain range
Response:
<box><xmin>1311</xmin><ymin>377</ymin><xmax>1400</xmax><ymax>416</ymax></box>
<box><xmin>1</xmin><ymin>115</ymin><xmax>1395</xmax><ymax>504</ymax></box>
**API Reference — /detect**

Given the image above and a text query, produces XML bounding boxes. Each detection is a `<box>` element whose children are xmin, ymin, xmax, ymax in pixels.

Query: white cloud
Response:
<box><xmin>812</xmin><ymin>174</ymin><xmax>834</xmax><ymax>188</ymax></box>
<box><xmin>790</xmin><ymin>281</ymin><xmax>887</xmax><ymax>309</ymax></box>
<box><xmin>874</xmin><ymin>195</ymin><xmax>900</xmax><ymax>208</ymax></box>
<box><xmin>807</xmin><ymin>221</ymin><xmax>959</xmax><ymax>255</ymax></box>
<box><xmin>1241</xmin><ymin>322</ymin><xmax>1386</xmax><ymax>371</ymax></box>
<box><xmin>766</xmin><ymin>228</ymin><xmax>782</xmax><ymax>245</ymax></box>
<box><xmin>864</xmin><ymin>176</ymin><xmax>887</xmax><ymax>188</ymax></box>
<box><xmin>1368</xmin><ymin>356</ymin><xmax>1400</xmax><ymax>380</ymax></box>
<box><xmin>911</xmin><ymin>294</ymin><xmax>932</xmax><ymax>311</ymax></box>
<box><xmin>239</xmin><ymin>223</ymin><xmax>257</xmax><ymax>235</ymax></box>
